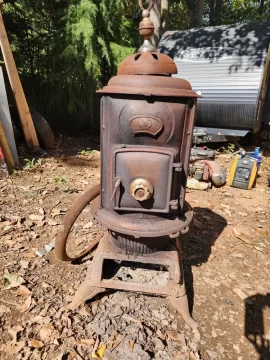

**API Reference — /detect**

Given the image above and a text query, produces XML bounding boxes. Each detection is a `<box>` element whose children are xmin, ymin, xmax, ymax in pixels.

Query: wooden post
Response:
<box><xmin>0</xmin><ymin>119</ymin><xmax>14</xmax><ymax>174</ymax></box>
<box><xmin>0</xmin><ymin>1</ymin><xmax>39</xmax><ymax>150</ymax></box>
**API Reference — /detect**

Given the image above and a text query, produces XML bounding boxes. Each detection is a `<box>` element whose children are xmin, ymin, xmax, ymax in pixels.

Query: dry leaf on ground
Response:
<box><xmin>233</xmin><ymin>227</ymin><xmax>251</xmax><ymax>244</ymax></box>
<box><xmin>193</xmin><ymin>219</ymin><xmax>204</xmax><ymax>229</ymax></box>
<box><xmin>29</xmin><ymin>214</ymin><xmax>44</xmax><ymax>221</ymax></box>
<box><xmin>1</xmin><ymin>341</ymin><xmax>25</xmax><ymax>354</ymax></box>
<box><xmin>107</xmin><ymin>333</ymin><xmax>124</xmax><ymax>351</ymax></box>
<box><xmin>39</xmin><ymin>323</ymin><xmax>54</xmax><ymax>342</ymax></box>
<box><xmin>92</xmin><ymin>344</ymin><xmax>106</xmax><ymax>358</ymax></box>
<box><xmin>18</xmin><ymin>295</ymin><xmax>32</xmax><ymax>312</ymax></box>
<box><xmin>19</xmin><ymin>285</ymin><xmax>31</xmax><ymax>297</ymax></box>
<box><xmin>129</xmin><ymin>339</ymin><xmax>135</xmax><ymax>353</ymax></box>
<box><xmin>39</xmin><ymin>208</ymin><xmax>45</xmax><ymax>215</ymax></box>
<box><xmin>78</xmin><ymin>338</ymin><xmax>95</xmax><ymax>346</ymax></box>
<box><xmin>28</xmin><ymin>339</ymin><xmax>44</xmax><ymax>348</ymax></box>
<box><xmin>8</xmin><ymin>326</ymin><xmax>23</xmax><ymax>344</ymax></box>
<box><xmin>3</xmin><ymin>274</ymin><xmax>26</xmax><ymax>289</ymax></box>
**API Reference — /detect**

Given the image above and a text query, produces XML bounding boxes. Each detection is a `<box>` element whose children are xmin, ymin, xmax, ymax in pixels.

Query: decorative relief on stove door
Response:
<box><xmin>119</xmin><ymin>100</ymin><xmax>174</xmax><ymax>145</ymax></box>
<box><xmin>130</xmin><ymin>116</ymin><xmax>164</xmax><ymax>137</ymax></box>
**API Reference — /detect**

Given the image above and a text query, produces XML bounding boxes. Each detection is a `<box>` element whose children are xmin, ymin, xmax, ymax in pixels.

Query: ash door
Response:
<box><xmin>113</xmin><ymin>148</ymin><xmax>174</xmax><ymax>213</ymax></box>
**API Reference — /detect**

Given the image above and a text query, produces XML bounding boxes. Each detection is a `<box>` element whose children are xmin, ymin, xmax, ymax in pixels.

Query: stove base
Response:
<box><xmin>68</xmin><ymin>231</ymin><xmax>198</xmax><ymax>331</ymax></box>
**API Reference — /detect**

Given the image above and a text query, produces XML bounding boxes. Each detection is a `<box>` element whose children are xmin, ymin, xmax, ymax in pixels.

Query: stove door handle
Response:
<box><xmin>111</xmin><ymin>178</ymin><xmax>122</xmax><ymax>201</ymax></box>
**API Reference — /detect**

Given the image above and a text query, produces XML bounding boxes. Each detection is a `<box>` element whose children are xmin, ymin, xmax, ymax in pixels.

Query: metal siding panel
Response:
<box><xmin>158</xmin><ymin>22</ymin><xmax>270</xmax><ymax>129</ymax></box>
<box><xmin>174</xmin><ymin>56</ymin><xmax>264</xmax><ymax>105</ymax></box>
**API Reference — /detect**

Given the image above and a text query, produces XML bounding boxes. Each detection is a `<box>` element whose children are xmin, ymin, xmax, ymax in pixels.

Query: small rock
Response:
<box><xmin>29</xmin><ymin>214</ymin><xmax>44</xmax><ymax>222</ymax></box>
<box><xmin>152</xmin><ymin>310</ymin><xmax>162</xmax><ymax>319</ymax></box>
<box><xmin>233</xmin><ymin>288</ymin><xmax>249</xmax><ymax>301</ymax></box>
<box><xmin>152</xmin><ymin>337</ymin><xmax>165</xmax><ymax>351</ymax></box>
<box><xmin>48</xmin><ymin>219</ymin><xmax>58</xmax><ymax>226</ymax></box>
<box><xmin>206</xmin><ymin>350</ymin><xmax>217</xmax><ymax>359</ymax></box>
<box><xmin>225</xmin><ymin>298</ymin><xmax>233</xmax><ymax>305</ymax></box>
<box><xmin>155</xmin><ymin>350</ymin><xmax>171</xmax><ymax>360</ymax></box>
<box><xmin>83</xmin><ymin>221</ymin><xmax>93</xmax><ymax>229</ymax></box>
<box><xmin>138</xmin><ymin>330</ymin><xmax>147</xmax><ymax>346</ymax></box>
<box><xmin>233</xmin><ymin>344</ymin><xmax>241</xmax><ymax>354</ymax></box>
<box><xmin>0</xmin><ymin>305</ymin><xmax>11</xmax><ymax>315</ymax></box>
<box><xmin>109</xmin><ymin>305</ymin><xmax>123</xmax><ymax>318</ymax></box>
<box><xmin>161</xmin><ymin>319</ymin><xmax>169</xmax><ymax>326</ymax></box>
<box><xmin>145</xmin><ymin>327</ymin><xmax>153</xmax><ymax>337</ymax></box>
<box><xmin>223</xmin><ymin>192</ymin><xmax>233</xmax><ymax>198</ymax></box>
<box><xmin>20</xmin><ymin>260</ymin><xmax>29</xmax><ymax>269</ymax></box>
<box><xmin>166</xmin><ymin>331</ymin><xmax>186</xmax><ymax>347</ymax></box>
<box><xmin>38</xmin><ymin>208</ymin><xmax>45</xmax><ymax>215</ymax></box>
<box><xmin>132</xmin><ymin>344</ymin><xmax>151</xmax><ymax>360</ymax></box>
<box><xmin>217</xmin><ymin>343</ymin><xmax>225</xmax><ymax>354</ymax></box>
<box><xmin>193</xmin><ymin>328</ymin><xmax>201</xmax><ymax>342</ymax></box>
<box><xmin>121</xmin><ymin>314</ymin><xmax>137</xmax><ymax>323</ymax></box>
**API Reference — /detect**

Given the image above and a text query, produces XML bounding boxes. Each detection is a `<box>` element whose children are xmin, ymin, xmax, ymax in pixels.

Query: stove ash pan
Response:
<box><xmin>93</xmin><ymin>70</ymin><xmax>200</xmax><ymax>240</ymax></box>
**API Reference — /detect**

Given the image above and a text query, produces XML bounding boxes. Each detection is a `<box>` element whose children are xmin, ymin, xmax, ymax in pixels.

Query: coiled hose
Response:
<box><xmin>55</xmin><ymin>183</ymin><xmax>104</xmax><ymax>262</ymax></box>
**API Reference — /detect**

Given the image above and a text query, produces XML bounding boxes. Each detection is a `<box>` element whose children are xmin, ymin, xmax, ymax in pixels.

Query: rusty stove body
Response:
<box><xmin>69</xmin><ymin>2</ymin><xmax>199</xmax><ymax>330</ymax></box>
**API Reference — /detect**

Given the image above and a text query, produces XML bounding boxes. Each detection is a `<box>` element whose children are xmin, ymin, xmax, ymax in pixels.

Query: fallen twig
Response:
<box><xmin>0</xmin><ymin>298</ymin><xmax>18</xmax><ymax>307</ymax></box>
<box><xmin>0</xmin><ymin>227</ymin><xmax>16</xmax><ymax>237</ymax></box>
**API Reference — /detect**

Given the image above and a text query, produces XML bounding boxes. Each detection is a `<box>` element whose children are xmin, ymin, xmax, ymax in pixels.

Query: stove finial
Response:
<box><xmin>138</xmin><ymin>0</ymin><xmax>156</xmax><ymax>53</ymax></box>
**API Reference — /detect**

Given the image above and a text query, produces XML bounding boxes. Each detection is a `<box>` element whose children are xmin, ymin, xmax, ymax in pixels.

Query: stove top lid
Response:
<box><xmin>117</xmin><ymin>52</ymin><xmax>177</xmax><ymax>76</ymax></box>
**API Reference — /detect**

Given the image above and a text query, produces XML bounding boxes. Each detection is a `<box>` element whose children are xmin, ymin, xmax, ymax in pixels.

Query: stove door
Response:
<box><xmin>112</xmin><ymin>148</ymin><xmax>174</xmax><ymax>213</ymax></box>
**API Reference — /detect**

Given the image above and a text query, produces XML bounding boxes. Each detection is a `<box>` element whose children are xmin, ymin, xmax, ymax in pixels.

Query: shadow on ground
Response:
<box><xmin>245</xmin><ymin>293</ymin><xmax>270</xmax><ymax>360</ymax></box>
<box><xmin>181</xmin><ymin>207</ymin><xmax>227</xmax><ymax>312</ymax></box>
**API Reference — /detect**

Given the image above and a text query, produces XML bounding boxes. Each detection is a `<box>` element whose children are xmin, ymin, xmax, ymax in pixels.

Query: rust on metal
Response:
<box><xmin>116</xmin><ymin>52</ymin><xmax>178</xmax><ymax>76</ymax></box>
<box><xmin>55</xmin><ymin>184</ymin><xmax>101</xmax><ymax>262</ymax></box>
<box><xmin>98</xmin><ymin>74</ymin><xmax>200</xmax><ymax>96</ymax></box>
<box><xmin>130</xmin><ymin>115</ymin><xmax>164</xmax><ymax>136</ymax></box>
<box><xmin>56</xmin><ymin>0</ymin><xmax>200</xmax><ymax>331</ymax></box>
<box><xmin>91</xmin><ymin>196</ymin><xmax>193</xmax><ymax>237</ymax></box>
<box><xmin>67</xmin><ymin>231</ymin><xmax>198</xmax><ymax>331</ymax></box>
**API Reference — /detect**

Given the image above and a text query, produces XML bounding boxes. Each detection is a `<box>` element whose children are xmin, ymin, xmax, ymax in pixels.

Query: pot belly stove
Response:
<box><xmin>56</xmin><ymin>0</ymin><xmax>200</xmax><ymax>331</ymax></box>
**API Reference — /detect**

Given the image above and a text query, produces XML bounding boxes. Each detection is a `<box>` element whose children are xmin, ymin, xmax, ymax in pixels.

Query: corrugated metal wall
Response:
<box><xmin>158</xmin><ymin>22</ymin><xmax>270</xmax><ymax>131</ymax></box>
<box><xmin>174</xmin><ymin>55</ymin><xmax>264</xmax><ymax>105</ymax></box>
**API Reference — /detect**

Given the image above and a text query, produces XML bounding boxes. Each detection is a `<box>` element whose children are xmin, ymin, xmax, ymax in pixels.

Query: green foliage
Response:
<box><xmin>169</xmin><ymin>1</ymin><xmax>192</xmax><ymax>30</ymax></box>
<box><xmin>52</xmin><ymin>175</ymin><xmax>67</xmax><ymax>185</ymax></box>
<box><xmin>23</xmin><ymin>158</ymin><xmax>43</xmax><ymax>170</ymax></box>
<box><xmin>2</xmin><ymin>0</ymin><xmax>139</xmax><ymax>125</ymax></box>
<box><xmin>222</xmin><ymin>0</ymin><xmax>270</xmax><ymax>24</ymax></box>
<box><xmin>78</xmin><ymin>148</ymin><xmax>93</xmax><ymax>156</ymax></box>
<box><xmin>216</xmin><ymin>143</ymin><xmax>236</xmax><ymax>154</ymax></box>
<box><xmin>2</xmin><ymin>0</ymin><xmax>270</xmax><ymax>131</ymax></box>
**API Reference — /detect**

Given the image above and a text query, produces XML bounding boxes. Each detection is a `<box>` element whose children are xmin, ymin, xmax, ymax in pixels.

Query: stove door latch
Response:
<box><xmin>173</xmin><ymin>162</ymin><xmax>183</xmax><ymax>172</ymax></box>
<box><xmin>111</xmin><ymin>178</ymin><xmax>122</xmax><ymax>201</ymax></box>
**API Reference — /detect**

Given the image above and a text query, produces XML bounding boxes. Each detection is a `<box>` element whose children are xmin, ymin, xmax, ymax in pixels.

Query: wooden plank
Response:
<box><xmin>0</xmin><ymin>119</ymin><xmax>14</xmax><ymax>174</ymax></box>
<box><xmin>0</xmin><ymin>2</ymin><xmax>39</xmax><ymax>150</ymax></box>
<box><xmin>0</xmin><ymin>67</ymin><xmax>18</xmax><ymax>163</ymax></box>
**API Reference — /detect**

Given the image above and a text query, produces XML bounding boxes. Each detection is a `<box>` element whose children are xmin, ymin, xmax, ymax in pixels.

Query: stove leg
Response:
<box><xmin>67</xmin><ymin>280</ymin><xmax>106</xmax><ymax>311</ymax></box>
<box><xmin>168</xmin><ymin>238</ymin><xmax>198</xmax><ymax>331</ymax></box>
<box><xmin>168</xmin><ymin>294</ymin><xmax>198</xmax><ymax>331</ymax></box>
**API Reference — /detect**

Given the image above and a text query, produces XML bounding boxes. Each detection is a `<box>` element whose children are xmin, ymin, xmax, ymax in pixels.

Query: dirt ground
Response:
<box><xmin>0</xmin><ymin>136</ymin><xmax>270</xmax><ymax>360</ymax></box>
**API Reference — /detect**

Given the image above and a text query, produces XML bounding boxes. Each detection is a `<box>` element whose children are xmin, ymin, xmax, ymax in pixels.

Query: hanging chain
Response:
<box><xmin>138</xmin><ymin>0</ymin><xmax>154</xmax><ymax>12</ymax></box>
